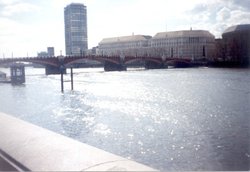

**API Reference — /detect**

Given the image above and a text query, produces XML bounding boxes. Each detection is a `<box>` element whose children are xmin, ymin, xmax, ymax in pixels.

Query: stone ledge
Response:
<box><xmin>0</xmin><ymin>112</ymin><xmax>157</xmax><ymax>171</ymax></box>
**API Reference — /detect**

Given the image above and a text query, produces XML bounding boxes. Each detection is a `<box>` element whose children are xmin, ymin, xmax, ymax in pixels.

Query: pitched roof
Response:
<box><xmin>99</xmin><ymin>35</ymin><xmax>152</xmax><ymax>44</ymax></box>
<box><xmin>152</xmin><ymin>30</ymin><xmax>215</xmax><ymax>39</ymax></box>
<box><xmin>223</xmin><ymin>24</ymin><xmax>250</xmax><ymax>34</ymax></box>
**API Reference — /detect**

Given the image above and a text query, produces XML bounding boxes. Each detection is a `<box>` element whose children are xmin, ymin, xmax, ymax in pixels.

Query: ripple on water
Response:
<box><xmin>0</xmin><ymin>67</ymin><xmax>249</xmax><ymax>171</ymax></box>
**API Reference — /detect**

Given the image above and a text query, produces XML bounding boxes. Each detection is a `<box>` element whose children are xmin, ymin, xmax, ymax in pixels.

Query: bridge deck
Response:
<box><xmin>0</xmin><ymin>56</ymin><xmax>192</xmax><ymax>67</ymax></box>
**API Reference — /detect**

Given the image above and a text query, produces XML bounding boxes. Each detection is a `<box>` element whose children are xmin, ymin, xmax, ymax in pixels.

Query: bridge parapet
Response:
<box><xmin>0</xmin><ymin>55</ymin><xmax>192</xmax><ymax>70</ymax></box>
<box><xmin>0</xmin><ymin>57</ymin><xmax>60</xmax><ymax>67</ymax></box>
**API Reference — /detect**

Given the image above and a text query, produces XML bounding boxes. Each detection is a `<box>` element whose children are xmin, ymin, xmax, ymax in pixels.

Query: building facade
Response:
<box><xmin>222</xmin><ymin>24</ymin><xmax>250</xmax><ymax>66</ymax></box>
<box><xmin>47</xmin><ymin>47</ymin><xmax>55</xmax><ymax>56</ymax></box>
<box><xmin>37</xmin><ymin>47</ymin><xmax>55</xmax><ymax>57</ymax></box>
<box><xmin>98</xmin><ymin>30</ymin><xmax>215</xmax><ymax>60</ymax></box>
<box><xmin>37</xmin><ymin>51</ymin><xmax>48</xmax><ymax>57</ymax></box>
<box><xmin>98</xmin><ymin>35</ymin><xmax>152</xmax><ymax>57</ymax></box>
<box><xmin>149</xmin><ymin>30</ymin><xmax>215</xmax><ymax>60</ymax></box>
<box><xmin>64</xmin><ymin>3</ymin><xmax>88</xmax><ymax>56</ymax></box>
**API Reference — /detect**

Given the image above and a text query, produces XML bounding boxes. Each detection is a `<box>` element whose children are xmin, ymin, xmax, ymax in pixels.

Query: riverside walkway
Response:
<box><xmin>0</xmin><ymin>112</ymin><xmax>157</xmax><ymax>171</ymax></box>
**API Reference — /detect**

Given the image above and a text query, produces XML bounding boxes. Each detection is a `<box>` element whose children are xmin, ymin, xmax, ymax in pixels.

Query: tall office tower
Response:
<box><xmin>64</xmin><ymin>3</ymin><xmax>88</xmax><ymax>56</ymax></box>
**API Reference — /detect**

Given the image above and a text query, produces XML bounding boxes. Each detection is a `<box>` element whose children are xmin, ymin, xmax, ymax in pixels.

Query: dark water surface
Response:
<box><xmin>0</xmin><ymin>67</ymin><xmax>249</xmax><ymax>171</ymax></box>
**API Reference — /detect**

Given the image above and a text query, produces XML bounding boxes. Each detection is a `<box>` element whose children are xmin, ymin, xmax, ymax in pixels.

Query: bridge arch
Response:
<box><xmin>64</xmin><ymin>58</ymin><xmax>103</xmax><ymax>67</ymax></box>
<box><xmin>124</xmin><ymin>56</ymin><xmax>163</xmax><ymax>65</ymax></box>
<box><xmin>64</xmin><ymin>56</ymin><xmax>120</xmax><ymax>66</ymax></box>
<box><xmin>165</xmin><ymin>59</ymin><xmax>191</xmax><ymax>67</ymax></box>
<box><xmin>0</xmin><ymin>57</ymin><xmax>59</xmax><ymax>67</ymax></box>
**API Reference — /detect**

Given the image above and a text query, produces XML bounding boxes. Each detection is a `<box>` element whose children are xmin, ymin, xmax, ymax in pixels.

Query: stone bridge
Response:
<box><xmin>0</xmin><ymin>55</ymin><xmax>192</xmax><ymax>74</ymax></box>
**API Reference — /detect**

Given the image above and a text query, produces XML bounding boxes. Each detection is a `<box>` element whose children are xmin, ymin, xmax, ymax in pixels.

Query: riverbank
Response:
<box><xmin>207</xmin><ymin>61</ymin><xmax>249</xmax><ymax>68</ymax></box>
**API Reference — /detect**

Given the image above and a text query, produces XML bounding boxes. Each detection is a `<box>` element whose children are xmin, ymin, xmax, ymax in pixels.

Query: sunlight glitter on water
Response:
<box><xmin>0</xmin><ymin>67</ymin><xmax>249</xmax><ymax>171</ymax></box>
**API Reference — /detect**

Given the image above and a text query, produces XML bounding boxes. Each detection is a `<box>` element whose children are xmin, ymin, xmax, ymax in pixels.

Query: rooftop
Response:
<box><xmin>223</xmin><ymin>24</ymin><xmax>250</xmax><ymax>34</ymax></box>
<box><xmin>64</xmin><ymin>3</ymin><xmax>86</xmax><ymax>10</ymax></box>
<box><xmin>99</xmin><ymin>35</ymin><xmax>152</xmax><ymax>44</ymax></box>
<box><xmin>152</xmin><ymin>30</ymin><xmax>215</xmax><ymax>39</ymax></box>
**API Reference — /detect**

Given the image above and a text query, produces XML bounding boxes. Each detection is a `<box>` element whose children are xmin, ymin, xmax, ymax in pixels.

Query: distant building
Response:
<box><xmin>222</xmin><ymin>24</ymin><xmax>250</xmax><ymax>66</ymax></box>
<box><xmin>98</xmin><ymin>35</ymin><xmax>152</xmax><ymax>56</ymax></box>
<box><xmin>64</xmin><ymin>3</ymin><xmax>88</xmax><ymax>56</ymax></box>
<box><xmin>97</xmin><ymin>30</ymin><xmax>215</xmax><ymax>61</ymax></box>
<box><xmin>86</xmin><ymin>46</ymin><xmax>98</xmax><ymax>56</ymax></box>
<box><xmin>37</xmin><ymin>51</ymin><xmax>49</xmax><ymax>57</ymax></box>
<box><xmin>214</xmin><ymin>38</ymin><xmax>226</xmax><ymax>61</ymax></box>
<box><xmin>37</xmin><ymin>47</ymin><xmax>55</xmax><ymax>57</ymax></box>
<box><xmin>150</xmin><ymin>30</ymin><xmax>215</xmax><ymax>60</ymax></box>
<box><xmin>47</xmin><ymin>47</ymin><xmax>55</xmax><ymax>56</ymax></box>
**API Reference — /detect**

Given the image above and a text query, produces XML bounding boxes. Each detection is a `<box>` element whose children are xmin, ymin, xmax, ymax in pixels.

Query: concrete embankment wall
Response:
<box><xmin>0</xmin><ymin>112</ymin><xmax>157</xmax><ymax>171</ymax></box>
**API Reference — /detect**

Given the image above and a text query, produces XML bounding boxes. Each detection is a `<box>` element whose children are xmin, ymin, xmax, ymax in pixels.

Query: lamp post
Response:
<box><xmin>162</xmin><ymin>54</ymin><xmax>166</xmax><ymax>61</ymax></box>
<box><xmin>58</xmin><ymin>55</ymin><xmax>65</xmax><ymax>93</ymax></box>
<box><xmin>120</xmin><ymin>53</ymin><xmax>125</xmax><ymax>62</ymax></box>
<box><xmin>119</xmin><ymin>53</ymin><xmax>126</xmax><ymax>71</ymax></box>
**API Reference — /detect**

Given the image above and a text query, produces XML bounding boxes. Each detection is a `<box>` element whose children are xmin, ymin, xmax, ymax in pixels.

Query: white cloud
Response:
<box><xmin>1</xmin><ymin>1</ymin><xmax>39</xmax><ymax>16</ymax></box>
<box><xmin>186</xmin><ymin>0</ymin><xmax>250</xmax><ymax>38</ymax></box>
<box><xmin>0</xmin><ymin>0</ymin><xmax>250</xmax><ymax>57</ymax></box>
<box><xmin>87</xmin><ymin>0</ymin><xmax>202</xmax><ymax>39</ymax></box>
<box><xmin>230</xmin><ymin>10</ymin><xmax>250</xmax><ymax>24</ymax></box>
<box><xmin>0</xmin><ymin>0</ymin><xmax>20</xmax><ymax>5</ymax></box>
<box><xmin>2</xmin><ymin>3</ymin><xmax>39</xmax><ymax>16</ymax></box>
<box><xmin>216</xmin><ymin>7</ymin><xmax>231</xmax><ymax>22</ymax></box>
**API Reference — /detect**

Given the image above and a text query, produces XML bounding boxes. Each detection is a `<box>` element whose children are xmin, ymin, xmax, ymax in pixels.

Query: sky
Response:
<box><xmin>0</xmin><ymin>0</ymin><xmax>250</xmax><ymax>57</ymax></box>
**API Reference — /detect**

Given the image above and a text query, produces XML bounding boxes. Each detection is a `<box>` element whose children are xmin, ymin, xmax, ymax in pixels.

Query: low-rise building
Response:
<box><xmin>37</xmin><ymin>51</ymin><xmax>49</xmax><ymax>57</ymax></box>
<box><xmin>98</xmin><ymin>35</ymin><xmax>152</xmax><ymax>56</ymax></box>
<box><xmin>149</xmin><ymin>30</ymin><xmax>215</xmax><ymax>60</ymax></box>
<box><xmin>97</xmin><ymin>30</ymin><xmax>215</xmax><ymax>61</ymax></box>
<box><xmin>222</xmin><ymin>24</ymin><xmax>250</xmax><ymax>66</ymax></box>
<box><xmin>37</xmin><ymin>47</ymin><xmax>55</xmax><ymax>57</ymax></box>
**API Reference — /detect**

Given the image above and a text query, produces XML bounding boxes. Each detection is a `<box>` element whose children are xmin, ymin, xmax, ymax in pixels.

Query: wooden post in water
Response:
<box><xmin>60</xmin><ymin>65</ymin><xmax>64</xmax><ymax>93</ymax></box>
<box><xmin>61</xmin><ymin>70</ymin><xmax>64</xmax><ymax>93</ymax></box>
<box><xmin>58</xmin><ymin>55</ymin><xmax>65</xmax><ymax>93</ymax></box>
<box><xmin>70</xmin><ymin>67</ymin><xmax>74</xmax><ymax>91</ymax></box>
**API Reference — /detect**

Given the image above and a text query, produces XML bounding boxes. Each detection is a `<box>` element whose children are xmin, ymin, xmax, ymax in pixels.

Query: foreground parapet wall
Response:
<box><xmin>0</xmin><ymin>112</ymin><xmax>157</xmax><ymax>171</ymax></box>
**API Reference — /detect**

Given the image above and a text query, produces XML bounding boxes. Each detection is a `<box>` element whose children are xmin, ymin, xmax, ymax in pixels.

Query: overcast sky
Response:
<box><xmin>0</xmin><ymin>0</ymin><xmax>250</xmax><ymax>57</ymax></box>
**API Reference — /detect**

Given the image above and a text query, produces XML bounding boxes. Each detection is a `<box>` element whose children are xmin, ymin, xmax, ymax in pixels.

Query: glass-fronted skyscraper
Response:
<box><xmin>64</xmin><ymin>3</ymin><xmax>88</xmax><ymax>56</ymax></box>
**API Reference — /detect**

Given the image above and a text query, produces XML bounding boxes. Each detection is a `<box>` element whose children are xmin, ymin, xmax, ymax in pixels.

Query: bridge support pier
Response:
<box><xmin>145</xmin><ymin>61</ymin><xmax>166</xmax><ymax>69</ymax></box>
<box><xmin>166</xmin><ymin>61</ymin><xmax>190</xmax><ymax>68</ymax></box>
<box><xmin>104</xmin><ymin>61</ymin><xmax>127</xmax><ymax>71</ymax></box>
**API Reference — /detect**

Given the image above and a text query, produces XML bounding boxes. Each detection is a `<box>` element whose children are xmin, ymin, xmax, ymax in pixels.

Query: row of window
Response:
<box><xmin>98</xmin><ymin>44</ymin><xmax>215</xmax><ymax>58</ymax></box>
<box><xmin>100</xmin><ymin>41</ymin><xmax>148</xmax><ymax>49</ymax></box>
<box><xmin>99</xmin><ymin>37</ymin><xmax>214</xmax><ymax>50</ymax></box>
<box><xmin>68</xmin><ymin>32</ymin><xmax>86</xmax><ymax>37</ymax></box>
<box><xmin>151</xmin><ymin>37</ymin><xmax>214</xmax><ymax>46</ymax></box>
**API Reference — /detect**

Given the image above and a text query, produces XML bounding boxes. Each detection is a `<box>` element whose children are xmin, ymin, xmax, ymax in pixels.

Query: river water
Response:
<box><xmin>0</xmin><ymin>67</ymin><xmax>249</xmax><ymax>171</ymax></box>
